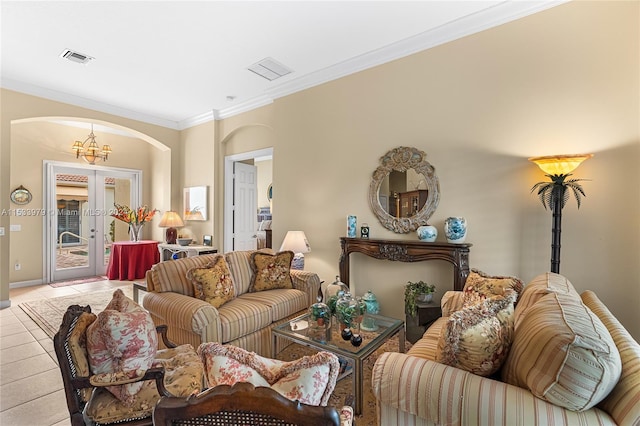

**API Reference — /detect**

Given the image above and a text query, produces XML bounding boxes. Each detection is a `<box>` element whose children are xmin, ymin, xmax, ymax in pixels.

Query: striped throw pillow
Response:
<box><xmin>502</xmin><ymin>291</ymin><xmax>621</xmax><ymax>411</ymax></box>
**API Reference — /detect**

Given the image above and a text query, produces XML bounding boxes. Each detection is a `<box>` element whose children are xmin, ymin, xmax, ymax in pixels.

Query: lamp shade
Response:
<box><xmin>158</xmin><ymin>211</ymin><xmax>184</xmax><ymax>244</ymax></box>
<box><xmin>280</xmin><ymin>231</ymin><xmax>311</xmax><ymax>254</ymax></box>
<box><xmin>158</xmin><ymin>211</ymin><xmax>184</xmax><ymax>228</ymax></box>
<box><xmin>529</xmin><ymin>154</ymin><xmax>593</xmax><ymax>175</ymax></box>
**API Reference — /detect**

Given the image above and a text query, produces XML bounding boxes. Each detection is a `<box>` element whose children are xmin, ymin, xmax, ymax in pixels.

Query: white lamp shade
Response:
<box><xmin>279</xmin><ymin>231</ymin><xmax>311</xmax><ymax>254</ymax></box>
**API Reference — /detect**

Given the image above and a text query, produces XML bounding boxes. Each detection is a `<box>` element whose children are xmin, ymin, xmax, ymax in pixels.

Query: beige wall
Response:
<box><xmin>179</xmin><ymin>121</ymin><xmax>216</xmax><ymax>244</ymax></box>
<box><xmin>217</xmin><ymin>2</ymin><xmax>640</xmax><ymax>339</ymax></box>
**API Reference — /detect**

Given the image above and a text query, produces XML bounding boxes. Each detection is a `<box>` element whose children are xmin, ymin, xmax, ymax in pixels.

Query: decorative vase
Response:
<box><xmin>361</xmin><ymin>290</ymin><xmax>380</xmax><ymax>331</ymax></box>
<box><xmin>416</xmin><ymin>225</ymin><xmax>437</xmax><ymax>242</ymax></box>
<box><xmin>129</xmin><ymin>223</ymin><xmax>144</xmax><ymax>242</ymax></box>
<box><xmin>347</xmin><ymin>215</ymin><xmax>357</xmax><ymax>238</ymax></box>
<box><xmin>444</xmin><ymin>217</ymin><xmax>467</xmax><ymax>243</ymax></box>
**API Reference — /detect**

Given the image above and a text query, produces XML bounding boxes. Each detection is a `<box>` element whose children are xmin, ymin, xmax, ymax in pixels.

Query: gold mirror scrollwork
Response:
<box><xmin>369</xmin><ymin>146</ymin><xmax>440</xmax><ymax>233</ymax></box>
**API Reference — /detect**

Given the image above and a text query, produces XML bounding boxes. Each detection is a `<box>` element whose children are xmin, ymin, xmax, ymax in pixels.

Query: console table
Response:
<box><xmin>339</xmin><ymin>237</ymin><xmax>472</xmax><ymax>291</ymax></box>
<box><xmin>158</xmin><ymin>243</ymin><xmax>218</xmax><ymax>262</ymax></box>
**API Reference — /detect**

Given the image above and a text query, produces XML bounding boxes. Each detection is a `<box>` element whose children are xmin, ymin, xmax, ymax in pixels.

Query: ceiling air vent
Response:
<box><xmin>60</xmin><ymin>49</ymin><xmax>94</xmax><ymax>65</ymax></box>
<box><xmin>247</xmin><ymin>57</ymin><xmax>293</xmax><ymax>81</ymax></box>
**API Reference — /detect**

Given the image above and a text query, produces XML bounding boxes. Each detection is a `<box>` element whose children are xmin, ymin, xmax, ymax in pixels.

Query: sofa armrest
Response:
<box><xmin>290</xmin><ymin>270</ymin><xmax>322</xmax><ymax>306</ymax></box>
<box><xmin>440</xmin><ymin>290</ymin><xmax>465</xmax><ymax>316</ymax></box>
<box><xmin>143</xmin><ymin>292</ymin><xmax>221</xmax><ymax>342</ymax></box>
<box><xmin>372</xmin><ymin>352</ymin><xmax>615</xmax><ymax>425</ymax></box>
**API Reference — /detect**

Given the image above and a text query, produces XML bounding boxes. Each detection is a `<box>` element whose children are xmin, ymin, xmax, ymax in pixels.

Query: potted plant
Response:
<box><xmin>404</xmin><ymin>281</ymin><xmax>436</xmax><ymax>317</ymax></box>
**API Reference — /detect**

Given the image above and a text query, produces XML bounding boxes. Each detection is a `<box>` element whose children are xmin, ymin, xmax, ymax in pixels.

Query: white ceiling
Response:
<box><xmin>1</xmin><ymin>1</ymin><xmax>563</xmax><ymax>130</ymax></box>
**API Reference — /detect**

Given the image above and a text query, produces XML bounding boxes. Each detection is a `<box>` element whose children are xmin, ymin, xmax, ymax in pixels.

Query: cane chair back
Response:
<box><xmin>153</xmin><ymin>382</ymin><xmax>341</xmax><ymax>426</ymax></box>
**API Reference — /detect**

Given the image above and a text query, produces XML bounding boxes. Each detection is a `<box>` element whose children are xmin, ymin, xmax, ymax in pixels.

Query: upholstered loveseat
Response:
<box><xmin>142</xmin><ymin>249</ymin><xmax>321</xmax><ymax>357</ymax></box>
<box><xmin>372</xmin><ymin>272</ymin><xmax>640</xmax><ymax>425</ymax></box>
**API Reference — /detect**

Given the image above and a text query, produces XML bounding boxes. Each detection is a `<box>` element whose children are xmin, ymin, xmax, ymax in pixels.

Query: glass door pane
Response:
<box><xmin>53</xmin><ymin>169</ymin><xmax>96</xmax><ymax>280</ymax></box>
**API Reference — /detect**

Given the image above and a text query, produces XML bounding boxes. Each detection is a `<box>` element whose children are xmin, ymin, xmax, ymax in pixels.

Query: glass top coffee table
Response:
<box><xmin>272</xmin><ymin>313</ymin><xmax>405</xmax><ymax>415</ymax></box>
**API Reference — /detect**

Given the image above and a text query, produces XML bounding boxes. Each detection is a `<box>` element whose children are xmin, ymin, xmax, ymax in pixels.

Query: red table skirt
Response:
<box><xmin>106</xmin><ymin>240</ymin><xmax>159</xmax><ymax>280</ymax></box>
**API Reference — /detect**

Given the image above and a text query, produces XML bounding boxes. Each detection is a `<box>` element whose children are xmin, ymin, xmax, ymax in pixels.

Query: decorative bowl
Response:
<box><xmin>177</xmin><ymin>238</ymin><xmax>192</xmax><ymax>246</ymax></box>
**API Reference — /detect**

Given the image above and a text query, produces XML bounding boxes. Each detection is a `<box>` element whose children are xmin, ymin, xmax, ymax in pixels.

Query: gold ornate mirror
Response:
<box><xmin>368</xmin><ymin>146</ymin><xmax>440</xmax><ymax>233</ymax></box>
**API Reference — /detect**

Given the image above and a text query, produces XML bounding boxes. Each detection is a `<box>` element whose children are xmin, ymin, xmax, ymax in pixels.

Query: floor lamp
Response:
<box><xmin>529</xmin><ymin>154</ymin><xmax>592</xmax><ymax>274</ymax></box>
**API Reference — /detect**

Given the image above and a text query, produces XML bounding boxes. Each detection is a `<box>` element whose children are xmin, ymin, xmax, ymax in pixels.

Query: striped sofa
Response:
<box><xmin>142</xmin><ymin>250</ymin><xmax>321</xmax><ymax>357</ymax></box>
<box><xmin>372</xmin><ymin>273</ymin><xmax>640</xmax><ymax>425</ymax></box>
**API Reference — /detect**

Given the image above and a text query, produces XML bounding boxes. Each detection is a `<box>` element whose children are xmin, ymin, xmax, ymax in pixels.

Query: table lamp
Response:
<box><xmin>158</xmin><ymin>211</ymin><xmax>184</xmax><ymax>244</ymax></box>
<box><xmin>280</xmin><ymin>231</ymin><xmax>311</xmax><ymax>270</ymax></box>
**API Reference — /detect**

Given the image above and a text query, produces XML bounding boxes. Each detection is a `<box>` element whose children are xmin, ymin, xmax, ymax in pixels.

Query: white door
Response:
<box><xmin>233</xmin><ymin>162</ymin><xmax>258</xmax><ymax>250</ymax></box>
<box><xmin>45</xmin><ymin>162</ymin><xmax>141</xmax><ymax>282</ymax></box>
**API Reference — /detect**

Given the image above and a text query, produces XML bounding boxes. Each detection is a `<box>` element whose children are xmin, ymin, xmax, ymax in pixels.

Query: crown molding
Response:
<box><xmin>215</xmin><ymin>95</ymin><xmax>274</xmax><ymax>120</ymax></box>
<box><xmin>1</xmin><ymin>77</ymin><xmax>181</xmax><ymax>129</ymax></box>
<box><xmin>248</xmin><ymin>0</ymin><xmax>568</xmax><ymax>108</ymax></box>
<box><xmin>2</xmin><ymin>1</ymin><xmax>566</xmax><ymax>130</ymax></box>
<box><xmin>177</xmin><ymin>110</ymin><xmax>215</xmax><ymax>130</ymax></box>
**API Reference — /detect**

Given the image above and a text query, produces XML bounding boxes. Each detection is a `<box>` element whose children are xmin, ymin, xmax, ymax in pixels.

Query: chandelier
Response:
<box><xmin>71</xmin><ymin>124</ymin><xmax>112</xmax><ymax>164</ymax></box>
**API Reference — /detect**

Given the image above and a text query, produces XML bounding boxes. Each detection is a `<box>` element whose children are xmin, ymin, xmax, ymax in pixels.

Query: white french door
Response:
<box><xmin>44</xmin><ymin>162</ymin><xmax>141</xmax><ymax>282</ymax></box>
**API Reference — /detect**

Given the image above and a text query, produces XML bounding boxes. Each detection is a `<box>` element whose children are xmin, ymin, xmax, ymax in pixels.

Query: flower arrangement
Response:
<box><xmin>111</xmin><ymin>204</ymin><xmax>157</xmax><ymax>224</ymax></box>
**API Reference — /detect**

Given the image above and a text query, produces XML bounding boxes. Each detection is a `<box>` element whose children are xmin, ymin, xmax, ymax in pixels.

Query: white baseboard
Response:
<box><xmin>10</xmin><ymin>279</ymin><xmax>44</xmax><ymax>289</ymax></box>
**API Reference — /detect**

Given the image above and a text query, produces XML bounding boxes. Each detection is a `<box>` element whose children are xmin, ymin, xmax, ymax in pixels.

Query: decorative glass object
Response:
<box><xmin>324</xmin><ymin>276</ymin><xmax>349</xmax><ymax>303</ymax></box>
<box><xmin>325</xmin><ymin>276</ymin><xmax>349</xmax><ymax>324</ymax></box>
<box><xmin>361</xmin><ymin>290</ymin><xmax>380</xmax><ymax>331</ymax></box>
<box><xmin>129</xmin><ymin>223</ymin><xmax>144</xmax><ymax>242</ymax></box>
<box><xmin>444</xmin><ymin>217</ymin><xmax>467</xmax><ymax>243</ymax></box>
<box><xmin>308</xmin><ymin>301</ymin><xmax>331</xmax><ymax>331</ymax></box>
<box><xmin>336</xmin><ymin>292</ymin><xmax>359</xmax><ymax>330</ymax></box>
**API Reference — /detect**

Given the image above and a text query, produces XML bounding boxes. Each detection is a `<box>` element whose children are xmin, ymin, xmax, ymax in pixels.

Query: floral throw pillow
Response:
<box><xmin>186</xmin><ymin>256</ymin><xmax>235</xmax><ymax>308</ymax></box>
<box><xmin>197</xmin><ymin>342</ymin><xmax>339</xmax><ymax>406</ymax></box>
<box><xmin>435</xmin><ymin>291</ymin><xmax>516</xmax><ymax>377</ymax></box>
<box><xmin>86</xmin><ymin>290</ymin><xmax>158</xmax><ymax>406</ymax></box>
<box><xmin>463</xmin><ymin>269</ymin><xmax>524</xmax><ymax>307</ymax></box>
<box><xmin>249</xmin><ymin>251</ymin><xmax>294</xmax><ymax>292</ymax></box>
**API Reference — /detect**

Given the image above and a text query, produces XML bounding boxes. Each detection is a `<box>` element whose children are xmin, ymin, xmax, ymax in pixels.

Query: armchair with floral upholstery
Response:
<box><xmin>54</xmin><ymin>290</ymin><xmax>204</xmax><ymax>426</ymax></box>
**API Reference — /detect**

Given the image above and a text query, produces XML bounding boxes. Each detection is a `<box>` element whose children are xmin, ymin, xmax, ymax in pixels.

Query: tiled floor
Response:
<box><xmin>0</xmin><ymin>279</ymin><xmax>134</xmax><ymax>426</ymax></box>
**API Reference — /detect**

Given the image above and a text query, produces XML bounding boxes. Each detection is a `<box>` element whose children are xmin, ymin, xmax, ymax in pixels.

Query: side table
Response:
<box><xmin>106</xmin><ymin>240</ymin><xmax>160</xmax><ymax>280</ymax></box>
<box><xmin>158</xmin><ymin>243</ymin><xmax>218</xmax><ymax>261</ymax></box>
<box><xmin>406</xmin><ymin>302</ymin><xmax>442</xmax><ymax>344</ymax></box>
<box><xmin>133</xmin><ymin>281</ymin><xmax>147</xmax><ymax>303</ymax></box>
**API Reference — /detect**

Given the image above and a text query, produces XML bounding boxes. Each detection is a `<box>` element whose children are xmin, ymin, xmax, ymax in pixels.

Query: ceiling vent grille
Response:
<box><xmin>60</xmin><ymin>49</ymin><xmax>94</xmax><ymax>65</ymax></box>
<box><xmin>247</xmin><ymin>57</ymin><xmax>293</xmax><ymax>81</ymax></box>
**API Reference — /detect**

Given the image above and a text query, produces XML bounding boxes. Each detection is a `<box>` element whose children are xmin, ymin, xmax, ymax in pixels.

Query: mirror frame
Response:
<box><xmin>368</xmin><ymin>146</ymin><xmax>440</xmax><ymax>233</ymax></box>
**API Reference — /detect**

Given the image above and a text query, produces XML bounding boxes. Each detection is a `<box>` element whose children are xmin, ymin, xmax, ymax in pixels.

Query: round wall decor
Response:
<box><xmin>10</xmin><ymin>185</ymin><xmax>32</xmax><ymax>205</ymax></box>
